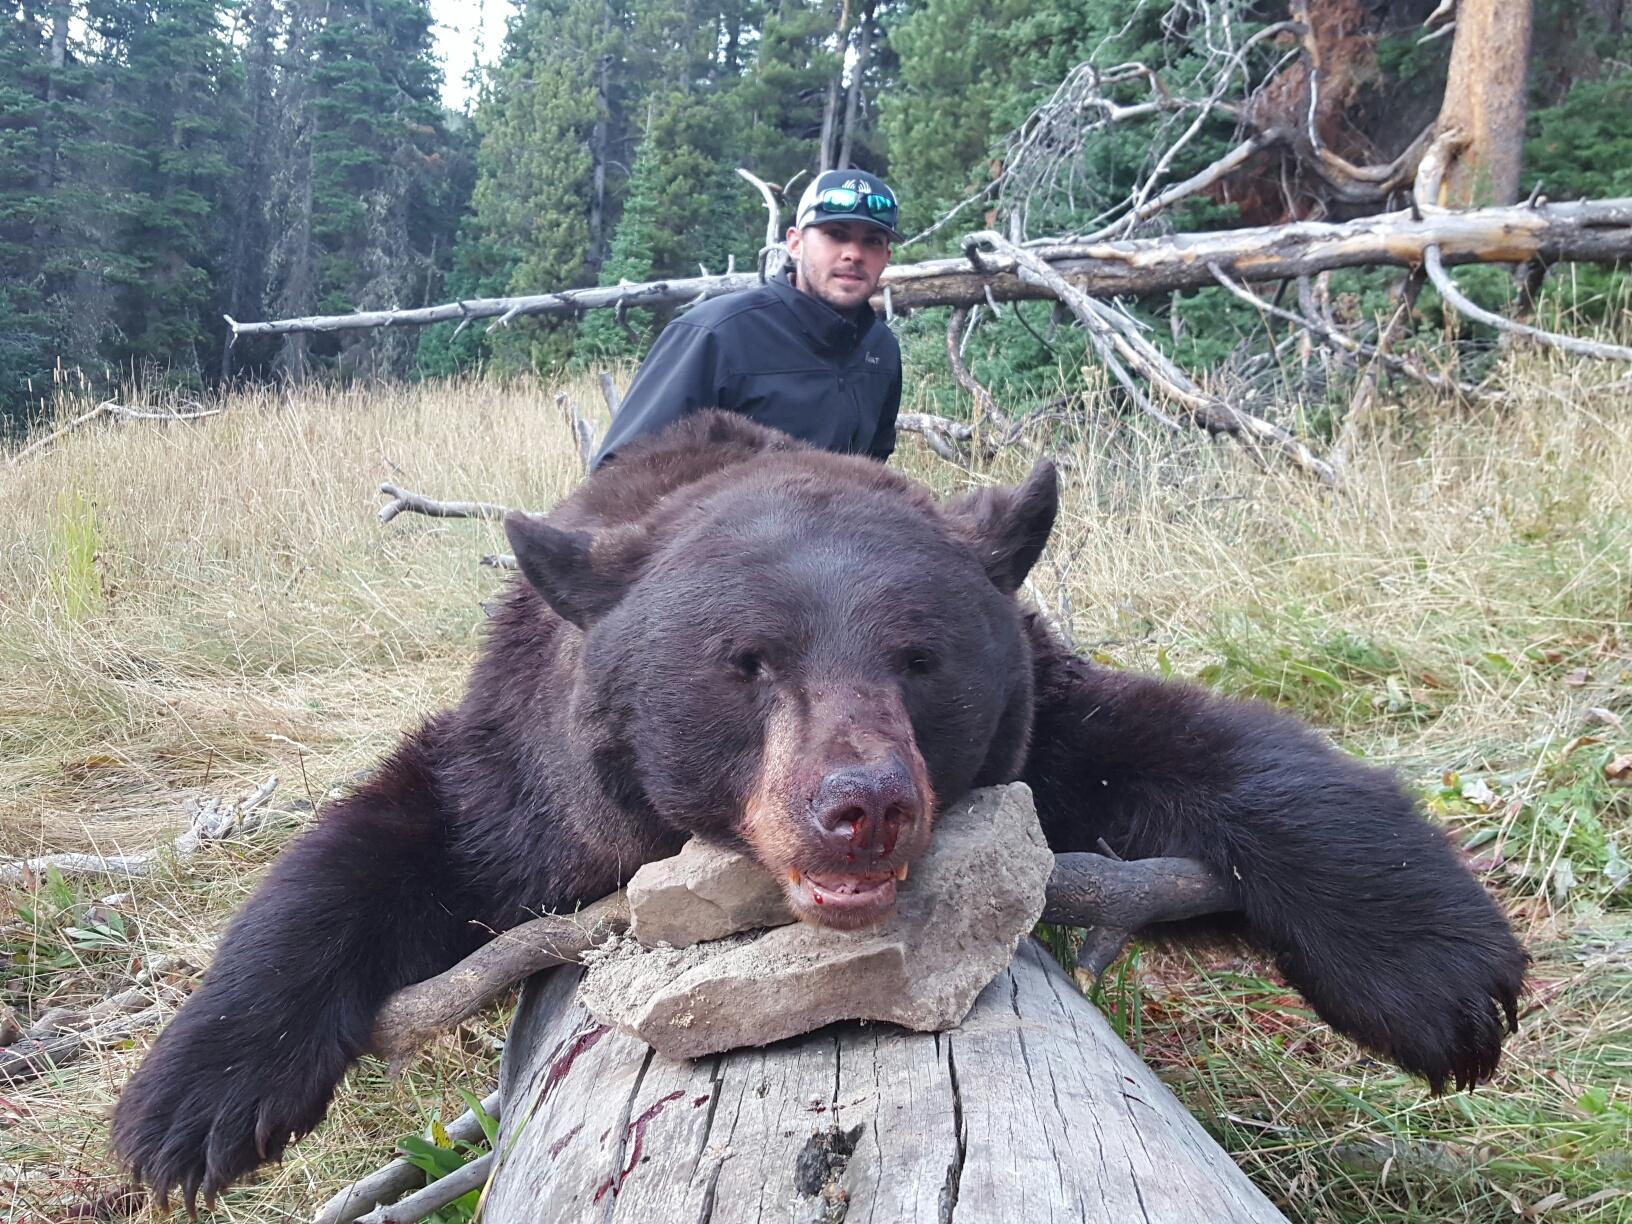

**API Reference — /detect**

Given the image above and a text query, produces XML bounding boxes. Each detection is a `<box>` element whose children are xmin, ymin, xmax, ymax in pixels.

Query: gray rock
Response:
<box><xmin>628</xmin><ymin>836</ymin><xmax>793</xmax><ymax>948</ymax></box>
<box><xmin>579</xmin><ymin>783</ymin><xmax>1052</xmax><ymax>1059</ymax></box>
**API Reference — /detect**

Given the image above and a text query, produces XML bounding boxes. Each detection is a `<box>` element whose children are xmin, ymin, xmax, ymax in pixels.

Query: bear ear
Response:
<box><xmin>502</xmin><ymin>511</ymin><xmax>650</xmax><ymax>629</ymax></box>
<box><xmin>944</xmin><ymin>460</ymin><xmax>1059</xmax><ymax>593</ymax></box>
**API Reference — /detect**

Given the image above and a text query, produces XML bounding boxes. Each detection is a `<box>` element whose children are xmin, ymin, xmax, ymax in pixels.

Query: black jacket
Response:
<box><xmin>591</xmin><ymin>272</ymin><xmax>901</xmax><ymax>469</ymax></box>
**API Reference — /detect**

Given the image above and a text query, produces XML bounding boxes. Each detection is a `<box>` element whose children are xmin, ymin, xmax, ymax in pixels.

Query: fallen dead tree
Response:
<box><xmin>228</xmin><ymin>196</ymin><xmax>1632</xmax><ymax>337</ymax></box>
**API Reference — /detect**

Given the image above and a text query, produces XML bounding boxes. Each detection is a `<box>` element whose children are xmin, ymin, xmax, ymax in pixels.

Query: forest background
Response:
<box><xmin>5</xmin><ymin>0</ymin><xmax>1632</xmax><ymax>434</ymax></box>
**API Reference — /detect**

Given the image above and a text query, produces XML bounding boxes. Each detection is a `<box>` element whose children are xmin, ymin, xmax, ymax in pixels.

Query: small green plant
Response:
<box><xmin>48</xmin><ymin>490</ymin><xmax>105</xmax><ymax>618</ymax></box>
<box><xmin>3</xmin><ymin>866</ymin><xmax>133</xmax><ymax>1006</ymax></box>
<box><xmin>394</xmin><ymin>1089</ymin><xmax>500</xmax><ymax>1224</ymax></box>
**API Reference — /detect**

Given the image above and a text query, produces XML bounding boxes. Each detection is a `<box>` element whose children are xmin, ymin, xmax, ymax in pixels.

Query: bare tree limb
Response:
<box><xmin>1043</xmin><ymin>852</ymin><xmax>1237</xmax><ymax>982</ymax></box>
<box><xmin>370</xmin><ymin>892</ymin><xmax>632</xmax><ymax>1076</ymax></box>
<box><xmin>0</xmin><ymin>778</ymin><xmax>279</xmax><ymax>886</ymax></box>
<box><xmin>736</xmin><ymin>167</ymin><xmax>789</xmax><ymax>282</ymax></box>
<box><xmin>355</xmin><ymin>1155</ymin><xmax>493</xmax><ymax>1224</ymax></box>
<box><xmin>558</xmin><ymin>392</ymin><xmax>596</xmax><ymax>470</ymax></box>
<box><xmin>1410</xmin><ymin>129</ymin><xmax>1632</xmax><ymax>361</ymax></box>
<box><xmin>9</xmin><ymin>400</ymin><xmax>222</xmax><ymax>465</ymax></box>
<box><xmin>377</xmin><ymin>484</ymin><xmax>509</xmax><ymax>525</ymax></box>
<box><xmin>945</xmin><ymin>306</ymin><xmax>1002</xmax><ymax>428</ymax></box>
<box><xmin>367</xmin><ymin>850</ymin><xmax>1236</xmax><ymax>1075</ymax></box>
<box><xmin>968</xmin><ymin>230</ymin><xmax>1339</xmax><ymax>485</ymax></box>
<box><xmin>1207</xmin><ymin>263</ymin><xmax>1475</xmax><ymax>395</ymax></box>
<box><xmin>1423</xmin><ymin>245</ymin><xmax>1632</xmax><ymax>362</ymax></box>
<box><xmin>220</xmin><ymin>198</ymin><xmax>1632</xmax><ymax>340</ymax></box>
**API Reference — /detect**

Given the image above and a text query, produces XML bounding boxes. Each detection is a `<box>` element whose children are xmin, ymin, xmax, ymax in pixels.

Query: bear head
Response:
<box><xmin>504</xmin><ymin>452</ymin><xmax>1057</xmax><ymax>929</ymax></box>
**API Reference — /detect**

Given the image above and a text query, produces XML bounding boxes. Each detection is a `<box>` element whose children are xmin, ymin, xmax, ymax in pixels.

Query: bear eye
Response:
<box><xmin>730</xmin><ymin>648</ymin><xmax>770</xmax><ymax>682</ymax></box>
<box><xmin>898</xmin><ymin>647</ymin><xmax>939</xmax><ymax>677</ymax></box>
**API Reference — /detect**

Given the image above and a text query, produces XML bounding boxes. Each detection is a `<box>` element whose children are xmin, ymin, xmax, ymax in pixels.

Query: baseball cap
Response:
<box><xmin>794</xmin><ymin>170</ymin><xmax>903</xmax><ymax>242</ymax></box>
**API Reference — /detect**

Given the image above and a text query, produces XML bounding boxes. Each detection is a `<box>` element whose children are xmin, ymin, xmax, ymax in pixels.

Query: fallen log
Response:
<box><xmin>483</xmin><ymin>938</ymin><xmax>1286</xmax><ymax>1222</ymax></box>
<box><xmin>225</xmin><ymin>197</ymin><xmax>1632</xmax><ymax>340</ymax></box>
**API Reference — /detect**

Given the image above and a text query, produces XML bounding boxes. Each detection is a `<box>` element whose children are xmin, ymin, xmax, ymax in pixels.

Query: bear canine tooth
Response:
<box><xmin>895</xmin><ymin>863</ymin><xmax>909</xmax><ymax>881</ymax></box>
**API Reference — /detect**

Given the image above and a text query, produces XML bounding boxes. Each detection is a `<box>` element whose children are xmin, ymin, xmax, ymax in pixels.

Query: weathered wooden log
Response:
<box><xmin>484</xmin><ymin>938</ymin><xmax>1286</xmax><ymax>1223</ymax></box>
<box><xmin>225</xmin><ymin>197</ymin><xmax>1632</xmax><ymax>339</ymax></box>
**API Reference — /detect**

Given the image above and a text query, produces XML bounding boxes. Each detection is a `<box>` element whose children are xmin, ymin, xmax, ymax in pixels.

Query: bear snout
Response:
<box><xmin>808</xmin><ymin>754</ymin><xmax>919</xmax><ymax>861</ymax></box>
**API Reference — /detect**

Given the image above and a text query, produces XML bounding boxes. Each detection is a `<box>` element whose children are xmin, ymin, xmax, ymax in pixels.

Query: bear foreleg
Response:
<box><xmin>1022</xmin><ymin>641</ymin><xmax>1526</xmax><ymax>1093</ymax></box>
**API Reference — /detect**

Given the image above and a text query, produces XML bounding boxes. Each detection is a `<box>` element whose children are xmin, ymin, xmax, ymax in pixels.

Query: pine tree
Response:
<box><xmin>86</xmin><ymin>0</ymin><xmax>242</xmax><ymax>384</ymax></box>
<box><xmin>462</xmin><ymin>0</ymin><xmax>626</xmax><ymax>370</ymax></box>
<box><xmin>0</xmin><ymin>2</ymin><xmax>58</xmax><ymax>425</ymax></box>
<box><xmin>306</xmin><ymin>0</ymin><xmax>448</xmax><ymax>377</ymax></box>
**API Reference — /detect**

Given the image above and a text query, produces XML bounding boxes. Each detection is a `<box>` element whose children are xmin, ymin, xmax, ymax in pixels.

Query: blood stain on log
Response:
<box><xmin>539</xmin><ymin>1022</ymin><xmax>607</xmax><ymax>1106</ymax></box>
<box><xmin>593</xmin><ymin>1090</ymin><xmax>686</xmax><ymax>1202</ymax></box>
<box><xmin>548</xmin><ymin>1122</ymin><xmax>583</xmax><ymax>1160</ymax></box>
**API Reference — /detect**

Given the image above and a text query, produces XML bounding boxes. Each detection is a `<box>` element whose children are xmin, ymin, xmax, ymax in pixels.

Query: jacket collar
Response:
<box><xmin>769</xmin><ymin>270</ymin><xmax>875</xmax><ymax>352</ymax></box>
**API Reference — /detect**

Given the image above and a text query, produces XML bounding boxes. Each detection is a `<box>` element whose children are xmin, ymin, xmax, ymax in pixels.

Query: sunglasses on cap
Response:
<box><xmin>806</xmin><ymin>187</ymin><xmax>898</xmax><ymax>229</ymax></box>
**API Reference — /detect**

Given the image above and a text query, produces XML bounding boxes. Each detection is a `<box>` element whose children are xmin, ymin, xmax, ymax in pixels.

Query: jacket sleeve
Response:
<box><xmin>868</xmin><ymin>359</ymin><xmax>901</xmax><ymax>462</ymax></box>
<box><xmin>590</xmin><ymin>322</ymin><xmax>727</xmax><ymax>469</ymax></box>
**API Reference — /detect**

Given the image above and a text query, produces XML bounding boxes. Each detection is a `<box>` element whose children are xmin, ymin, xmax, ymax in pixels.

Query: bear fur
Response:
<box><xmin>112</xmin><ymin>413</ymin><xmax>1525</xmax><ymax>1210</ymax></box>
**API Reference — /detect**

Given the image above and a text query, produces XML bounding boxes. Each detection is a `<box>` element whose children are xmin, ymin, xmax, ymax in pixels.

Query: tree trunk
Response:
<box><xmin>837</xmin><ymin>0</ymin><xmax>875</xmax><ymax>169</ymax></box>
<box><xmin>815</xmin><ymin>0</ymin><xmax>851</xmax><ymax>172</ymax></box>
<box><xmin>1435</xmin><ymin>0</ymin><xmax>1535</xmax><ymax>205</ymax></box>
<box><xmin>484</xmin><ymin>939</ymin><xmax>1286</xmax><ymax>1222</ymax></box>
<box><xmin>589</xmin><ymin>52</ymin><xmax>611</xmax><ymax>275</ymax></box>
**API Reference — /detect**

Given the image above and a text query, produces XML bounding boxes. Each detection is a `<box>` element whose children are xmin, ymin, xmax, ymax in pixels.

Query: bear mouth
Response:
<box><xmin>783</xmin><ymin>864</ymin><xmax>907</xmax><ymax>927</ymax></box>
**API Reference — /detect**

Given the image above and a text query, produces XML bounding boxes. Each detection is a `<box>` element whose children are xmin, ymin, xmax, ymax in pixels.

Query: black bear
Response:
<box><xmin>112</xmin><ymin>413</ymin><xmax>1525</xmax><ymax>1210</ymax></box>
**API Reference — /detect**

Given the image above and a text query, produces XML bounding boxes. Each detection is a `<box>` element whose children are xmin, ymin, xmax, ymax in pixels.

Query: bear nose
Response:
<box><xmin>809</xmin><ymin>756</ymin><xmax>920</xmax><ymax>859</ymax></box>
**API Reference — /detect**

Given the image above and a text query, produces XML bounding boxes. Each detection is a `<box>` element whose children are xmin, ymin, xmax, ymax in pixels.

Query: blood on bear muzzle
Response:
<box><xmin>783</xmin><ymin>862</ymin><xmax>910</xmax><ymax>925</ymax></box>
<box><xmin>742</xmin><ymin>691</ymin><xmax>934</xmax><ymax>929</ymax></box>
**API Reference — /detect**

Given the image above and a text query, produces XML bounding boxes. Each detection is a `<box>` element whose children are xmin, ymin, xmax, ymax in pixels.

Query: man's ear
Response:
<box><xmin>502</xmin><ymin>512</ymin><xmax>650</xmax><ymax>629</ymax></box>
<box><xmin>943</xmin><ymin>460</ymin><xmax>1059</xmax><ymax>593</ymax></box>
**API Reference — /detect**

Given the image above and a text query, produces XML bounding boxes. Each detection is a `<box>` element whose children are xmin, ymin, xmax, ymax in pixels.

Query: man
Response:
<box><xmin>590</xmin><ymin>170</ymin><xmax>903</xmax><ymax>469</ymax></box>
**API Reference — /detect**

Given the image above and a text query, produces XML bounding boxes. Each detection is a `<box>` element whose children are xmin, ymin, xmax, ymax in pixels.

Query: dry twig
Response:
<box><xmin>0</xmin><ymin>777</ymin><xmax>280</xmax><ymax>886</ymax></box>
<box><xmin>9</xmin><ymin>400</ymin><xmax>222</xmax><ymax>465</ymax></box>
<box><xmin>377</xmin><ymin>485</ymin><xmax>509</xmax><ymax>526</ymax></box>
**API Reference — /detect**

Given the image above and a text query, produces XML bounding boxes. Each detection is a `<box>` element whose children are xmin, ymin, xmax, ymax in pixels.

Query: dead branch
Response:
<box><xmin>1043</xmin><ymin>852</ymin><xmax>1237</xmax><ymax>982</ymax></box>
<box><xmin>0</xmin><ymin>1004</ymin><xmax>165</xmax><ymax>1085</ymax></box>
<box><xmin>1207</xmin><ymin>263</ymin><xmax>1475</xmax><ymax>395</ymax></box>
<box><xmin>314</xmin><ymin>1091</ymin><xmax>502</xmax><ymax>1224</ymax></box>
<box><xmin>0</xmin><ymin>957</ymin><xmax>196</xmax><ymax>1085</ymax></box>
<box><xmin>736</xmin><ymin>167</ymin><xmax>789</xmax><ymax>282</ymax></box>
<box><xmin>895</xmin><ymin>412</ymin><xmax>975</xmax><ymax>442</ymax></box>
<box><xmin>370</xmin><ymin>891</ymin><xmax>632</xmax><ymax>1075</ymax></box>
<box><xmin>1410</xmin><ymin>130</ymin><xmax>1632</xmax><ymax>362</ymax></box>
<box><xmin>0</xmin><ymin>778</ymin><xmax>279</xmax><ymax>886</ymax></box>
<box><xmin>558</xmin><ymin>392</ymin><xmax>596</xmax><ymax>470</ymax></box>
<box><xmin>368</xmin><ymin>850</ymin><xmax>1235</xmax><ymax>1074</ymax></box>
<box><xmin>968</xmin><ymin>230</ymin><xmax>1339</xmax><ymax>485</ymax></box>
<box><xmin>355</xmin><ymin>1155</ymin><xmax>493</xmax><ymax>1224</ymax></box>
<box><xmin>597</xmin><ymin>372</ymin><xmax>621</xmax><ymax>420</ymax></box>
<box><xmin>945</xmin><ymin>306</ymin><xmax>1002</xmax><ymax>429</ymax></box>
<box><xmin>9</xmin><ymin>400</ymin><xmax>222</xmax><ymax>465</ymax></box>
<box><xmin>1423</xmin><ymin>245</ymin><xmax>1632</xmax><ymax>362</ymax></box>
<box><xmin>377</xmin><ymin>484</ymin><xmax>509</xmax><ymax>525</ymax></box>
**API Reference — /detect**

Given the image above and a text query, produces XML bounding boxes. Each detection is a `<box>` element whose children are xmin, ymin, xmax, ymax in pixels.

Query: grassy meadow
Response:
<box><xmin>1</xmin><ymin>354</ymin><xmax>1629</xmax><ymax>1222</ymax></box>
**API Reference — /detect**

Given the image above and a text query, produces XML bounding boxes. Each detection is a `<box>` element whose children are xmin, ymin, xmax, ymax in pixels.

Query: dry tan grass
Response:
<box><xmin>1</xmin><ymin>352</ymin><xmax>1629</xmax><ymax>1222</ymax></box>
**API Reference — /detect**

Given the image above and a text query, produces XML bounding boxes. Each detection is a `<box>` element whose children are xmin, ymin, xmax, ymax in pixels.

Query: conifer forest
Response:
<box><xmin>5</xmin><ymin>0</ymin><xmax>1632</xmax><ymax>436</ymax></box>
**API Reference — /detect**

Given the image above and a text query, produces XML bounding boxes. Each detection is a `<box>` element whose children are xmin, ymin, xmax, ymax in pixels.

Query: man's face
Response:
<box><xmin>786</xmin><ymin>220</ymin><xmax>892</xmax><ymax>315</ymax></box>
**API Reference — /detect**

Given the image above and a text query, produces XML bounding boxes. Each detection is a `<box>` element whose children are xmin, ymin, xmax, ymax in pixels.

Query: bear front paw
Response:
<box><xmin>1318</xmin><ymin>937</ymin><xmax>1526</xmax><ymax>1093</ymax></box>
<box><xmin>112</xmin><ymin>1022</ymin><xmax>344</xmax><ymax>1212</ymax></box>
